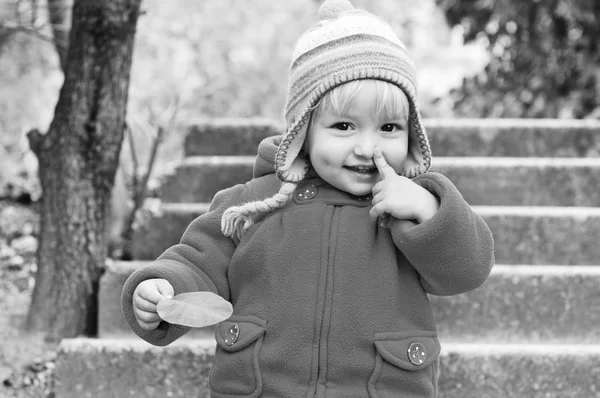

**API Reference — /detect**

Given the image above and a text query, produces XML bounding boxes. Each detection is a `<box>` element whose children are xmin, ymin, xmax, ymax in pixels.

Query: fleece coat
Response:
<box><xmin>121</xmin><ymin>135</ymin><xmax>495</xmax><ymax>398</ymax></box>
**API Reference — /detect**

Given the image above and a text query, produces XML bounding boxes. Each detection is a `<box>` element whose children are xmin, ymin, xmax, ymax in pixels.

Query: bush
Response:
<box><xmin>437</xmin><ymin>0</ymin><xmax>600</xmax><ymax>118</ymax></box>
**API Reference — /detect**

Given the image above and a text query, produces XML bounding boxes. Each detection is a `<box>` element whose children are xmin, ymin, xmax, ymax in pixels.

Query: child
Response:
<box><xmin>121</xmin><ymin>0</ymin><xmax>495</xmax><ymax>397</ymax></box>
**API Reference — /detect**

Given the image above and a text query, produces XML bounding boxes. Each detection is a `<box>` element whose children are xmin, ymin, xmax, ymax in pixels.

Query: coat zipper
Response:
<box><xmin>310</xmin><ymin>207</ymin><xmax>340</xmax><ymax>398</ymax></box>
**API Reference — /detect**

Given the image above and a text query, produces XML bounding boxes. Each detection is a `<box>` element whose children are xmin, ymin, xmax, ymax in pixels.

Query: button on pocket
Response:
<box><xmin>368</xmin><ymin>331</ymin><xmax>440</xmax><ymax>398</ymax></box>
<box><xmin>224</xmin><ymin>324</ymin><xmax>240</xmax><ymax>346</ymax></box>
<box><xmin>408</xmin><ymin>342</ymin><xmax>427</xmax><ymax>365</ymax></box>
<box><xmin>210</xmin><ymin>316</ymin><xmax>267</xmax><ymax>398</ymax></box>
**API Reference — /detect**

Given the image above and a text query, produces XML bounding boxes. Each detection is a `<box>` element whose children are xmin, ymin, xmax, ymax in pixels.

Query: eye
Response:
<box><xmin>381</xmin><ymin>123</ymin><xmax>403</xmax><ymax>132</ymax></box>
<box><xmin>331</xmin><ymin>122</ymin><xmax>351</xmax><ymax>131</ymax></box>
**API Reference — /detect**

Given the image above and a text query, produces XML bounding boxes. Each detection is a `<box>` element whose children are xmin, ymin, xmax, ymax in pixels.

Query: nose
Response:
<box><xmin>353</xmin><ymin>133</ymin><xmax>377</xmax><ymax>159</ymax></box>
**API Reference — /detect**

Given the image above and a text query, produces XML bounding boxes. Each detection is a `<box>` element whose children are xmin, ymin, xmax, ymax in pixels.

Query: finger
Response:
<box><xmin>371</xmin><ymin>192</ymin><xmax>383</xmax><ymax>206</ymax></box>
<box><xmin>154</xmin><ymin>279</ymin><xmax>174</xmax><ymax>300</ymax></box>
<box><xmin>138</xmin><ymin>320</ymin><xmax>160</xmax><ymax>331</ymax></box>
<box><xmin>373</xmin><ymin>148</ymin><xmax>396</xmax><ymax>180</ymax></box>
<box><xmin>138</xmin><ymin>285</ymin><xmax>165</xmax><ymax>305</ymax></box>
<box><xmin>134</xmin><ymin>295</ymin><xmax>157</xmax><ymax>312</ymax></box>
<box><xmin>379</xmin><ymin>215</ymin><xmax>391</xmax><ymax>229</ymax></box>
<box><xmin>369</xmin><ymin>202</ymin><xmax>386</xmax><ymax>220</ymax></box>
<box><xmin>371</xmin><ymin>180</ymin><xmax>383</xmax><ymax>196</ymax></box>
<box><xmin>134</xmin><ymin>308</ymin><xmax>161</xmax><ymax>324</ymax></box>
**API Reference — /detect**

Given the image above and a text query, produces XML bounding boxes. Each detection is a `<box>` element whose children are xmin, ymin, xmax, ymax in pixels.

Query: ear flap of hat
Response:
<box><xmin>401</xmin><ymin>102</ymin><xmax>431</xmax><ymax>178</ymax></box>
<box><xmin>276</xmin><ymin>114</ymin><xmax>311</xmax><ymax>182</ymax></box>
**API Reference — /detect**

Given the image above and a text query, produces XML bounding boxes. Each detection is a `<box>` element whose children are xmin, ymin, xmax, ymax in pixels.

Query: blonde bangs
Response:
<box><xmin>313</xmin><ymin>80</ymin><xmax>409</xmax><ymax>121</ymax></box>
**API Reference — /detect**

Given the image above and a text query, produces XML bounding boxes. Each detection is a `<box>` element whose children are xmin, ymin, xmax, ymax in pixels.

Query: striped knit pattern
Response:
<box><xmin>292</xmin><ymin>12</ymin><xmax>406</xmax><ymax>61</ymax></box>
<box><xmin>275</xmin><ymin>1</ymin><xmax>432</xmax><ymax>183</ymax></box>
<box><xmin>286</xmin><ymin>35</ymin><xmax>416</xmax><ymax>121</ymax></box>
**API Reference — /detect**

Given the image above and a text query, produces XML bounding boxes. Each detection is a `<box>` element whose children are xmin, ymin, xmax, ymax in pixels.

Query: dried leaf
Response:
<box><xmin>157</xmin><ymin>291</ymin><xmax>233</xmax><ymax>328</ymax></box>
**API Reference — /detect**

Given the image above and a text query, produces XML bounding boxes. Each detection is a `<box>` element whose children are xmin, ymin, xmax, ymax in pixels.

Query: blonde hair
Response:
<box><xmin>312</xmin><ymin>79</ymin><xmax>410</xmax><ymax>122</ymax></box>
<box><xmin>221</xmin><ymin>80</ymin><xmax>410</xmax><ymax>240</ymax></box>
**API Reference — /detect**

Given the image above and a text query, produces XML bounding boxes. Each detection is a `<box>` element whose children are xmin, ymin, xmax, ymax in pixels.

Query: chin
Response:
<box><xmin>344</xmin><ymin>184</ymin><xmax>374</xmax><ymax>197</ymax></box>
<box><xmin>321</xmin><ymin>173</ymin><xmax>375</xmax><ymax>196</ymax></box>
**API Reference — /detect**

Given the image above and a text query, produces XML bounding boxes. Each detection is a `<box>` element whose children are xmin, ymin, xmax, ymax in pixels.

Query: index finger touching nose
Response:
<box><xmin>373</xmin><ymin>148</ymin><xmax>395</xmax><ymax>180</ymax></box>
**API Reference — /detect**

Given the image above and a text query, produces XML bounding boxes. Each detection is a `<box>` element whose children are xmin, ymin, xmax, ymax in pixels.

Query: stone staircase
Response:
<box><xmin>55</xmin><ymin>118</ymin><xmax>600</xmax><ymax>397</ymax></box>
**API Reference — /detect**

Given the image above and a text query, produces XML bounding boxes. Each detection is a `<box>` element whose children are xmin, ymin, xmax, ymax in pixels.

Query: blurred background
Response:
<box><xmin>2</xmin><ymin>0</ymin><xmax>597</xmax><ymax>202</ymax></box>
<box><xmin>1</xmin><ymin>1</ymin><xmax>600</xmax><ymax>395</ymax></box>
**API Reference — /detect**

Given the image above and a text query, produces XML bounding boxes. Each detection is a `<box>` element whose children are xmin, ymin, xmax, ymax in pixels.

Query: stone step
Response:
<box><xmin>101</xmin><ymin>262</ymin><xmax>600</xmax><ymax>344</ymax></box>
<box><xmin>159</xmin><ymin>156</ymin><xmax>600</xmax><ymax>206</ymax></box>
<box><xmin>54</xmin><ymin>338</ymin><xmax>600</xmax><ymax>398</ymax></box>
<box><xmin>184</xmin><ymin>118</ymin><xmax>600</xmax><ymax>158</ymax></box>
<box><xmin>132</xmin><ymin>203</ymin><xmax>600</xmax><ymax>265</ymax></box>
<box><xmin>434</xmin><ymin>265</ymin><xmax>600</xmax><ymax>344</ymax></box>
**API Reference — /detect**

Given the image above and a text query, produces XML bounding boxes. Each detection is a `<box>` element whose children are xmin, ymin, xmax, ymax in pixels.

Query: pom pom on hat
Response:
<box><xmin>318</xmin><ymin>0</ymin><xmax>354</xmax><ymax>20</ymax></box>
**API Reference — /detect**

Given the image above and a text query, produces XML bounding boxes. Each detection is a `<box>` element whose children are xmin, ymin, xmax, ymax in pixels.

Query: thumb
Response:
<box><xmin>373</xmin><ymin>148</ymin><xmax>395</xmax><ymax>180</ymax></box>
<box><xmin>154</xmin><ymin>279</ymin><xmax>174</xmax><ymax>300</ymax></box>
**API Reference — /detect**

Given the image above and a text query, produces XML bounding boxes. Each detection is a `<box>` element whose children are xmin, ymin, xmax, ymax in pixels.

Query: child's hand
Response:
<box><xmin>370</xmin><ymin>148</ymin><xmax>439</xmax><ymax>224</ymax></box>
<box><xmin>132</xmin><ymin>278</ymin><xmax>174</xmax><ymax>330</ymax></box>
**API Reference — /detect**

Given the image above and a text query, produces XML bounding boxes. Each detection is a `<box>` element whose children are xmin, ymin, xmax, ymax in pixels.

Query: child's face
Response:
<box><xmin>306</xmin><ymin>81</ymin><xmax>409</xmax><ymax>196</ymax></box>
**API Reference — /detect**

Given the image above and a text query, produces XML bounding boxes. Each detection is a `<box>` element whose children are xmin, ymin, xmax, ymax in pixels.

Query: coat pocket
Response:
<box><xmin>368</xmin><ymin>330</ymin><xmax>441</xmax><ymax>398</ymax></box>
<box><xmin>210</xmin><ymin>315</ymin><xmax>267</xmax><ymax>398</ymax></box>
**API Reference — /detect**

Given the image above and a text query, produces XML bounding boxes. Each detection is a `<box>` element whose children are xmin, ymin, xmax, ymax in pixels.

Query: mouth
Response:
<box><xmin>344</xmin><ymin>164</ymin><xmax>378</xmax><ymax>176</ymax></box>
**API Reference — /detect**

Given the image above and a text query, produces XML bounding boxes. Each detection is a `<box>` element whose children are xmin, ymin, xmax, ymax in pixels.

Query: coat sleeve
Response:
<box><xmin>390</xmin><ymin>172</ymin><xmax>495</xmax><ymax>296</ymax></box>
<box><xmin>120</xmin><ymin>183</ymin><xmax>247</xmax><ymax>346</ymax></box>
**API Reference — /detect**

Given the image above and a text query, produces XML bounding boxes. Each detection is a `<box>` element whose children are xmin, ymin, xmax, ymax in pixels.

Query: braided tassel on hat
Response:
<box><xmin>221</xmin><ymin>182</ymin><xmax>298</xmax><ymax>240</ymax></box>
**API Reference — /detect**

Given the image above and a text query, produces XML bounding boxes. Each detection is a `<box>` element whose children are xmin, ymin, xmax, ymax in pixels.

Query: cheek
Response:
<box><xmin>382</xmin><ymin>141</ymin><xmax>409</xmax><ymax>173</ymax></box>
<box><xmin>309</xmin><ymin>136</ymin><xmax>344</xmax><ymax>166</ymax></box>
<box><xmin>310</xmin><ymin>147</ymin><xmax>335</xmax><ymax>167</ymax></box>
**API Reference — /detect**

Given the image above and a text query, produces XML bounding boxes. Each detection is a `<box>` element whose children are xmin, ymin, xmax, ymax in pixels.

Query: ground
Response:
<box><xmin>0</xmin><ymin>200</ymin><xmax>57</xmax><ymax>398</ymax></box>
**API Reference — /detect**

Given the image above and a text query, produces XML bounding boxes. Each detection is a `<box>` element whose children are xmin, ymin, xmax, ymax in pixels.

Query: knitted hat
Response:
<box><xmin>276</xmin><ymin>0</ymin><xmax>431</xmax><ymax>183</ymax></box>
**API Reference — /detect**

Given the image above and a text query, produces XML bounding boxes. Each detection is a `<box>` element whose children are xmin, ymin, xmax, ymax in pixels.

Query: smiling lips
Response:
<box><xmin>345</xmin><ymin>164</ymin><xmax>378</xmax><ymax>175</ymax></box>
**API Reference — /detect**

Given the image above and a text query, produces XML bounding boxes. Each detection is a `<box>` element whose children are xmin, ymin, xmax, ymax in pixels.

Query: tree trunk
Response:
<box><xmin>26</xmin><ymin>0</ymin><xmax>142</xmax><ymax>340</ymax></box>
<box><xmin>47</xmin><ymin>0</ymin><xmax>73</xmax><ymax>72</ymax></box>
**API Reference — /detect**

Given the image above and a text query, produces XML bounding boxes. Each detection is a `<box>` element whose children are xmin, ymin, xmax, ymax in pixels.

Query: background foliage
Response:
<box><xmin>0</xmin><ymin>0</ymin><xmax>488</xmax><ymax>200</ymax></box>
<box><xmin>437</xmin><ymin>0</ymin><xmax>600</xmax><ymax>119</ymax></box>
<box><xmin>4</xmin><ymin>0</ymin><xmax>599</xmax><ymax>202</ymax></box>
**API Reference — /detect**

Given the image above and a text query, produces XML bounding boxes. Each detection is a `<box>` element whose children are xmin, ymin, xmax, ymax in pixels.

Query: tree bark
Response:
<box><xmin>47</xmin><ymin>0</ymin><xmax>73</xmax><ymax>73</ymax></box>
<box><xmin>26</xmin><ymin>0</ymin><xmax>142</xmax><ymax>339</ymax></box>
